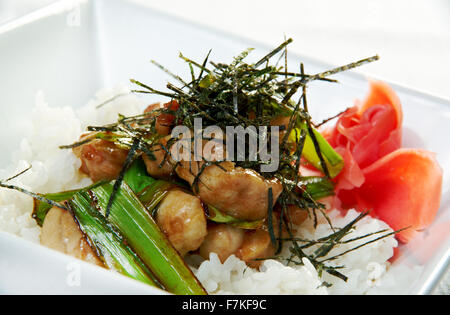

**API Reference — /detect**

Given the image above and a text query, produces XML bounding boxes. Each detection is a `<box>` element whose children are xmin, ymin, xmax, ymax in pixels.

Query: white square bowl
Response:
<box><xmin>0</xmin><ymin>0</ymin><xmax>448</xmax><ymax>294</ymax></box>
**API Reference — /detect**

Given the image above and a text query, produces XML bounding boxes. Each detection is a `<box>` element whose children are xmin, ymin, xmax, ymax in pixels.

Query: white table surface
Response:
<box><xmin>0</xmin><ymin>0</ymin><xmax>448</xmax><ymax>295</ymax></box>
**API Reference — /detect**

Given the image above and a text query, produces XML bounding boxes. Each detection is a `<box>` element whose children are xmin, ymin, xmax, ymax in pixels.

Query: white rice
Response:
<box><xmin>191</xmin><ymin>209</ymin><xmax>420</xmax><ymax>295</ymax></box>
<box><xmin>0</xmin><ymin>85</ymin><xmax>144</xmax><ymax>242</ymax></box>
<box><xmin>0</xmin><ymin>86</ymin><xmax>421</xmax><ymax>294</ymax></box>
<box><xmin>193</xmin><ymin>254</ymin><xmax>327</xmax><ymax>295</ymax></box>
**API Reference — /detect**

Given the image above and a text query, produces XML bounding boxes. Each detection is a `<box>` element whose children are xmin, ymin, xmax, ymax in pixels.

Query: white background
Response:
<box><xmin>1</xmin><ymin>0</ymin><xmax>449</xmax><ymax>100</ymax></box>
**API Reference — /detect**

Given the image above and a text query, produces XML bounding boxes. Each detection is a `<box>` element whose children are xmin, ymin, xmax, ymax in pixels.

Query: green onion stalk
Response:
<box><xmin>81</xmin><ymin>181</ymin><xmax>206</xmax><ymax>295</ymax></box>
<box><xmin>67</xmin><ymin>193</ymin><xmax>162</xmax><ymax>288</ymax></box>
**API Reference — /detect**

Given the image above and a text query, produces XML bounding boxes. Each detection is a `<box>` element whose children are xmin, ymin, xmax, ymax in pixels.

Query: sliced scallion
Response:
<box><xmin>67</xmin><ymin>194</ymin><xmax>162</xmax><ymax>289</ymax></box>
<box><xmin>206</xmin><ymin>204</ymin><xmax>264</xmax><ymax>229</ymax></box>
<box><xmin>84</xmin><ymin>181</ymin><xmax>206</xmax><ymax>295</ymax></box>
<box><xmin>32</xmin><ymin>181</ymin><xmax>106</xmax><ymax>226</ymax></box>
<box><xmin>290</xmin><ymin>125</ymin><xmax>344</xmax><ymax>178</ymax></box>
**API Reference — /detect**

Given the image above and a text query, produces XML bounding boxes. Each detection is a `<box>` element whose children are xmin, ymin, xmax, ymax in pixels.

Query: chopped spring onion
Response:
<box><xmin>83</xmin><ymin>181</ymin><xmax>206</xmax><ymax>295</ymax></box>
<box><xmin>300</xmin><ymin>176</ymin><xmax>335</xmax><ymax>200</ymax></box>
<box><xmin>32</xmin><ymin>181</ymin><xmax>106</xmax><ymax>226</ymax></box>
<box><xmin>123</xmin><ymin>158</ymin><xmax>157</xmax><ymax>194</ymax></box>
<box><xmin>67</xmin><ymin>193</ymin><xmax>162</xmax><ymax>288</ymax></box>
<box><xmin>302</xmin><ymin>128</ymin><xmax>344</xmax><ymax>178</ymax></box>
<box><xmin>291</xmin><ymin>125</ymin><xmax>344</xmax><ymax>179</ymax></box>
<box><xmin>138</xmin><ymin>180</ymin><xmax>177</xmax><ymax>216</ymax></box>
<box><xmin>206</xmin><ymin>204</ymin><xmax>264</xmax><ymax>229</ymax></box>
